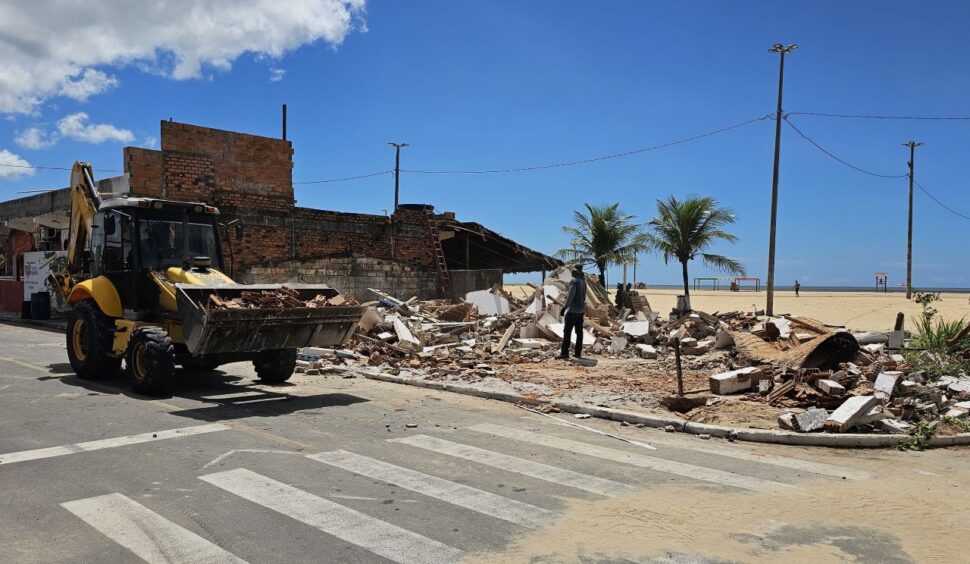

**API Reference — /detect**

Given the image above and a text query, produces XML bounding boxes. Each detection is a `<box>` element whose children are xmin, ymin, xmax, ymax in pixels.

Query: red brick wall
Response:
<box><xmin>123</xmin><ymin>121</ymin><xmax>437</xmax><ymax>278</ymax></box>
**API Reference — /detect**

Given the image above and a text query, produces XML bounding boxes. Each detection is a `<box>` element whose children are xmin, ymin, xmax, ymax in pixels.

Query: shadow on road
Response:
<box><xmin>47</xmin><ymin>364</ymin><xmax>369</xmax><ymax>422</ymax></box>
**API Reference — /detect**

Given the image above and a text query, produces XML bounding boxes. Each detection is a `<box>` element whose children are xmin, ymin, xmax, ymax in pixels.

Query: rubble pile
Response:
<box><xmin>292</xmin><ymin>266</ymin><xmax>968</xmax><ymax>437</ymax></box>
<box><xmin>205</xmin><ymin>286</ymin><xmax>358</xmax><ymax>310</ymax></box>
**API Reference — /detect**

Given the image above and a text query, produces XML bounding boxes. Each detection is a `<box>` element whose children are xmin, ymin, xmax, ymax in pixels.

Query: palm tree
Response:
<box><xmin>555</xmin><ymin>203</ymin><xmax>648</xmax><ymax>286</ymax></box>
<box><xmin>645</xmin><ymin>195</ymin><xmax>745</xmax><ymax>301</ymax></box>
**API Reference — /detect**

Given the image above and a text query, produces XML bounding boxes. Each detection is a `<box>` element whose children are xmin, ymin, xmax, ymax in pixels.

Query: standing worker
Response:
<box><xmin>614</xmin><ymin>282</ymin><xmax>624</xmax><ymax>308</ymax></box>
<box><xmin>557</xmin><ymin>264</ymin><xmax>587</xmax><ymax>360</ymax></box>
<box><xmin>794</xmin><ymin>280</ymin><xmax>801</xmax><ymax>297</ymax></box>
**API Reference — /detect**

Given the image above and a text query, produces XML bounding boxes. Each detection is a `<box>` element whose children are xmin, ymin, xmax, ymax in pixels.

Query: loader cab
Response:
<box><xmin>91</xmin><ymin>198</ymin><xmax>224</xmax><ymax>311</ymax></box>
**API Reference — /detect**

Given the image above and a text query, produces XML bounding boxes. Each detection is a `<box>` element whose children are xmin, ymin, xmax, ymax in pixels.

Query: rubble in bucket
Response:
<box><xmin>205</xmin><ymin>286</ymin><xmax>359</xmax><ymax>310</ymax></box>
<box><xmin>292</xmin><ymin>266</ymin><xmax>968</xmax><ymax>437</ymax></box>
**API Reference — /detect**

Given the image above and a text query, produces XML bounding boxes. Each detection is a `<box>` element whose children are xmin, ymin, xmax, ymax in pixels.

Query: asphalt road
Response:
<box><xmin>0</xmin><ymin>322</ymin><xmax>967</xmax><ymax>563</ymax></box>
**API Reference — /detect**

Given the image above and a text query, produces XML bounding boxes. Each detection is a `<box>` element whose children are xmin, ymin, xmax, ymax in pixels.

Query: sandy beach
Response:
<box><xmin>507</xmin><ymin>286</ymin><xmax>970</xmax><ymax>332</ymax></box>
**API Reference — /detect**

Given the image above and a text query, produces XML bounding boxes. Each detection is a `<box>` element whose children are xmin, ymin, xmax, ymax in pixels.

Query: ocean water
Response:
<box><xmin>646</xmin><ymin>284</ymin><xmax>970</xmax><ymax>294</ymax></box>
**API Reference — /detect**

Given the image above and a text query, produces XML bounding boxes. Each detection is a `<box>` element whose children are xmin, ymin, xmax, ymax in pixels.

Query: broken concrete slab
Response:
<box><xmin>825</xmin><ymin>395</ymin><xmax>879</xmax><ymax>432</ymax></box>
<box><xmin>511</xmin><ymin>338</ymin><xmax>552</xmax><ymax>349</ymax></box>
<box><xmin>709</xmin><ymin>367</ymin><xmax>760</xmax><ymax>395</ymax></box>
<box><xmin>465</xmin><ymin>289</ymin><xmax>510</xmax><ymax>316</ymax></box>
<box><xmin>610</xmin><ymin>336</ymin><xmax>628</xmax><ymax>354</ymax></box>
<box><xmin>392</xmin><ymin>317</ymin><xmax>422</xmax><ymax>353</ymax></box>
<box><xmin>777</xmin><ymin>412</ymin><xmax>797</xmax><ymax>431</ymax></box>
<box><xmin>620</xmin><ymin>321</ymin><xmax>650</xmax><ymax>338</ymax></box>
<box><xmin>634</xmin><ymin>343</ymin><xmax>658</xmax><ymax>359</ymax></box>
<box><xmin>546</xmin><ymin>323</ymin><xmax>595</xmax><ymax>346</ymax></box>
<box><xmin>816</xmin><ymin>379</ymin><xmax>846</xmax><ymax>396</ymax></box>
<box><xmin>879</xmin><ymin>419</ymin><xmax>913</xmax><ymax>434</ymax></box>
<box><xmin>794</xmin><ymin>407</ymin><xmax>829</xmax><ymax>432</ymax></box>
<box><xmin>874</xmin><ymin>372</ymin><xmax>901</xmax><ymax>401</ymax></box>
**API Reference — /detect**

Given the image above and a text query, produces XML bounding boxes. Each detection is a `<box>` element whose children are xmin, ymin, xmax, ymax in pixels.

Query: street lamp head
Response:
<box><xmin>769</xmin><ymin>43</ymin><xmax>797</xmax><ymax>53</ymax></box>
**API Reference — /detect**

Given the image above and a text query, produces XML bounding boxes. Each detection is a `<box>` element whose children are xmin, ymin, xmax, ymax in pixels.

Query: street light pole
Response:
<box><xmin>903</xmin><ymin>140</ymin><xmax>922</xmax><ymax>300</ymax></box>
<box><xmin>765</xmin><ymin>43</ymin><xmax>797</xmax><ymax>317</ymax></box>
<box><xmin>388</xmin><ymin>142</ymin><xmax>409</xmax><ymax>211</ymax></box>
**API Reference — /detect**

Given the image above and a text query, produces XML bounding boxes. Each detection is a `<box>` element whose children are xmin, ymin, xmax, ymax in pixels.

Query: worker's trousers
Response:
<box><xmin>560</xmin><ymin>312</ymin><xmax>584</xmax><ymax>358</ymax></box>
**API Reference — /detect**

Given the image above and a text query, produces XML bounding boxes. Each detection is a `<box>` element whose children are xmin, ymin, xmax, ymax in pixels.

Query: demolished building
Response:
<box><xmin>0</xmin><ymin>121</ymin><xmax>558</xmax><ymax>313</ymax></box>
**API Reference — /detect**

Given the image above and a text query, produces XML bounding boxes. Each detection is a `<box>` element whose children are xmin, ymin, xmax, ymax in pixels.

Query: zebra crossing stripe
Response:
<box><xmin>0</xmin><ymin>423</ymin><xmax>229</xmax><ymax>465</ymax></box>
<box><xmin>200</xmin><ymin>468</ymin><xmax>461</xmax><ymax>564</ymax></box>
<box><xmin>61</xmin><ymin>493</ymin><xmax>246</xmax><ymax>563</ymax></box>
<box><xmin>308</xmin><ymin>450</ymin><xmax>553</xmax><ymax>529</ymax></box>
<box><xmin>468</xmin><ymin>423</ymin><xmax>793</xmax><ymax>493</ymax></box>
<box><xmin>392</xmin><ymin>434</ymin><xmax>635</xmax><ymax>497</ymax></box>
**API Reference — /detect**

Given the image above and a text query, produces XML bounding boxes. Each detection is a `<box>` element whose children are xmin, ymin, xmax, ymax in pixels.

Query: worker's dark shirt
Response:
<box><xmin>564</xmin><ymin>276</ymin><xmax>587</xmax><ymax>315</ymax></box>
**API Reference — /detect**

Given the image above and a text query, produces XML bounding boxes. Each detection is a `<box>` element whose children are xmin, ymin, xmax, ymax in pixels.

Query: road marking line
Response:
<box><xmin>309</xmin><ymin>450</ymin><xmax>553</xmax><ymax>529</ymax></box>
<box><xmin>392</xmin><ymin>434</ymin><xmax>635</xmax><ymax>497</ymax></box>
<box><xmin>61</xmin><ymin>493</ymin><xmax>246</xmax><ymax>563</ymax></box>
<box><xmin>200</xmin><ymin>392</ymin><xmax>270</xmax><ymax>401</ymax></box>
<box><xmin>468</xmin><ymin>424</ymin><xmax>794</xmax><ymax>493</ymax></box>
<box><xmin>200</xmin><ymin>468</ymin><xmax>461</xmax><ymax>564</ymax></box>
<box><xmin>634</xmin><ymin>433</ymin><xmax>872</xmax><ymax>480</ymax></box>
<box><xmin>0</xmin><ymin>423</ymin><xmax>228</xmax><ymax>465</ymax></box>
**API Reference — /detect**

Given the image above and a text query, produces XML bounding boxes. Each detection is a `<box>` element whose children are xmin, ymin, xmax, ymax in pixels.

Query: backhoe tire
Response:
<box><xmin>253</xmin><ymin>349</ymin><xmax>297</xmax><ymax>384</ymax></box>
<box><xmin>125</xmin><ymin>327</ymin><xmax>175</xmax><ymax>396</ymax></box>
<box><xmin>66</xmin><ymin>299</ymin><xmax>121</xmax><ymax>380</ymax></box>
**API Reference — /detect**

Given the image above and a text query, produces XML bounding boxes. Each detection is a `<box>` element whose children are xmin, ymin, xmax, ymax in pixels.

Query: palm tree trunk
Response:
<box><xmin>598</xmin><ymin>262</ymin><xmax>606</xmax><ymax>287</ymax></box>
<box><xmin>681</xmin><ymin>259</ymin><xmax>690</xmax><ymax>302</ymax></box>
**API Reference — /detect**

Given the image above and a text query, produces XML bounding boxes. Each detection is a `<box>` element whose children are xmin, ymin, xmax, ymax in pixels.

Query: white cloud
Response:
<box><xmin>0</xmin><ymin>0</ymin><xmax>366</xmax><ymax>114</ymax></box>
<box><xmin>0</xmin><ymin>149</ymin><xmax>34</xmax><ymax>179</ymax></box>
<box><xmin>14</xmin><ymin>126</ymin><xmax>55</xmax><ymax>149</ymax></box>
<box><xmin>142</xmin><ymin>136</ymin><xmax>158</xmax><ymax>149</ymax></box>
<box><xmin>269</xmin><ymin>67</ymin><xmax>287</xmax><ymax>82</ymax></box>
<box><xmin>58</xmin><ymin>69</ymin><xmax>119</xmax><ymax>101</ymax></box>
<box><xmin>57</xmin><ymin>112</ymin><xmax>134</xmax><ymax>144</ymax></box>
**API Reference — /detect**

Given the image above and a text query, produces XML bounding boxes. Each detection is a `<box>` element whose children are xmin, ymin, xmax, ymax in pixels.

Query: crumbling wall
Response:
<box><xmin>123</xmin><ymin>120</ymin><xmax>439</xmax><ymax>286</ymax></box>
<box><xmin>242</xmin><ymin>255</ymin><xmax>440</xmax><ymax>300</ymax></box>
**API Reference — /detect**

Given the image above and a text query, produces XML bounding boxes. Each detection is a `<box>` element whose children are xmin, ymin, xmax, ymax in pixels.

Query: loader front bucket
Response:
<box><xmin>175</xmin><ymin>284</ymin><xmax>366</xmax><ymax>355</ymax></box>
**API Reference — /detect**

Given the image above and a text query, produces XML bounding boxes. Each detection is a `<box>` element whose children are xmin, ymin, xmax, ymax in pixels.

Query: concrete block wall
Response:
<box><xmin>242</xmin><ymin>255</ymin><xmax>441</xmax><ymax>300</ymax></box>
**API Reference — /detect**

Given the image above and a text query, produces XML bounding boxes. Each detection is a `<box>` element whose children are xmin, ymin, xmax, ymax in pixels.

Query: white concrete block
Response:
<box><xmin>816</xmin><ymin>379</ymin><xmax>846</xmax><ymax>396</ymax></box>
<box><xmin>825</xmin><ymin>395</ymin><xmax>879</xmax><ymax>432</ymax></box>
<box><xmin>709</xmin><ymin>367</ymin><xmax>760</xmax><ymax>395</ymax></box>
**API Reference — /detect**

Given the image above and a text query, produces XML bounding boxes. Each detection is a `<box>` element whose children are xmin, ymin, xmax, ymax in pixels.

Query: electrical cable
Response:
<box><xmin>789</xmin><ymin>111</ymin><xmax>970</xmax><ymax>121</ymax></box>
<box><xmin>783</xmin><ymin>116</ymin><xmax>909</xmax><ymax>179</ymax></box>
<box><xmin>914</xmin><ymin>180</ymin><xmax>970</xmax><ymax>221</ymax></box>
<box><xmin>0</xmin><ymin>162</ymin><xmax>122</xmax><ymax>172</ymax></box>
<box><xmin>293</xmin><ymin>170</ymin><xmax>393</xmax><ymax>184</ymax></box>
<box><xmin>400</xmin><ymin>114</ymin><xmax>772</xmax><ymax>175</ymax></box>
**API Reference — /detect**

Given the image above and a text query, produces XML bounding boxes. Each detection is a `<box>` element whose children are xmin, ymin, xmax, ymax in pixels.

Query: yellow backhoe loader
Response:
<box><xmin>51</xmin><ymin>162</ymin><xmax>364</xmax><ymax>395</ymax></box>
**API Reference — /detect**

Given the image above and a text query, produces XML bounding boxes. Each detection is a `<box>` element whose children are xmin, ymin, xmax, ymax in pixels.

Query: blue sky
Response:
<box><xmin>1</xmin><ymin>0</ymin><xmax>969</xmax><ymax>287</ymax></box>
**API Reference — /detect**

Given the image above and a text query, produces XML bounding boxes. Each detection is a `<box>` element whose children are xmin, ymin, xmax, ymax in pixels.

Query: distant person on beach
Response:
<box><xmin>557</xmin><ymin>265</ymin><xmax>587</xmax><ymax>360</ymax></box>
<box><xmin>614</xmin><ymin>283</ymin><xmax>624</xmax><ymax>308</ymax></box>
<box><xmin>794</xmin><ymin>280</ymin><xmax>801</xmax><ymax>297</ymax></box>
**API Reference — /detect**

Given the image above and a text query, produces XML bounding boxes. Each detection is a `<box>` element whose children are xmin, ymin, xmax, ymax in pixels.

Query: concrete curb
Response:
<box><xmin>358</xmin><ymin>371</ymin><xmax>970</xmax><ymax>449</ymax></box>
<box><xmin>0</xmin><ymin>317</ymin><xmax>67</xmax><ymax>333</ymax></box>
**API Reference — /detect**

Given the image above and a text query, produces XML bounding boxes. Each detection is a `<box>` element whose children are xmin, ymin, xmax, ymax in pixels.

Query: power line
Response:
<box><xmin>783</xmin><ymin>116</ymin><xmax>909</xmax><ymax>179</ymax></box>
<box><xmin>789</xmin><ymin>111</ymin><xmax>970</xmax><ymax>121</ymax></box>
<box><xmin>400</xmin><ymin>114</ymin><xmax>772</xmax><ymax>175</ymax></box>
<box><xmin>0</xmin><ymin>162</ymin><xmax>122</xmax><ymax>172</ymax></box>
<box><xmin>293</xmin><ymin>170</ymin><xmax>393</xmax><ymax>185</ymax></box>
<box><xmin>914</xmin><ymin>180</ymin><xmax>970</xmax><ymax>221</ymax></box>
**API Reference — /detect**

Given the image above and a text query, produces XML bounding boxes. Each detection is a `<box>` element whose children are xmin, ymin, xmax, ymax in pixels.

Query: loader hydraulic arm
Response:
<box><xmin>66</xmin><ymin>161</ymin><xmax>102</xmax><ymax>274</ymax></box>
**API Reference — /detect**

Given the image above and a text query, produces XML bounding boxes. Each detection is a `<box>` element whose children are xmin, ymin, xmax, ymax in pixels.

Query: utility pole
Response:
<box><xmin>765</xmin><ymin>43</ymin><xmax>797</xmax><ymax>317</ymax></box>
<box><xmin>903</xmin><ymin>141</ymin><xmax>922</xmax><ymax>299</ymax></box>
<box><xmin>388</xmin><ymin>142</ymin><xmax>409</xmax><ymax>211</ymax></box>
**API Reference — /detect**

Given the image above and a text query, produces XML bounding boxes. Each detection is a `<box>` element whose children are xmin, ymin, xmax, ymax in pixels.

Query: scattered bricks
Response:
<box><xmin>879</xmin><ymin>419</ymin><xmax>914</xmax><ymax>434</ymax></box>
<box><xmin>778</xmin><ymin>412</ymin><xmax>797</xmax><ymax>431</ymax></box>
<box><xmin>793</xmin><ymin>407</ymin><xmax>829</xmax><ymax>433</ymax></box>
<box><xmin>825</xmin><ymin>395</ymin><xmax>879</xmax><ymax>432</ymax></box>
<box><xmin>634</xmin><ymin>343</ymin><xmax>658</xmax><ymax>359</ymax></box>
<box><xmin>709</xmin><ymin>367</ymin><xmax>760</xmax><ymax>395</ymax></box>
<box><xmin>816</xmin><ymin>379</ymin><xmax>846</xmax><ymax>397</ymax></box>
<box><xmin>874</xmin><ymin>372</ymin><xmax>902</xmax><ymax>401</ymax></box>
